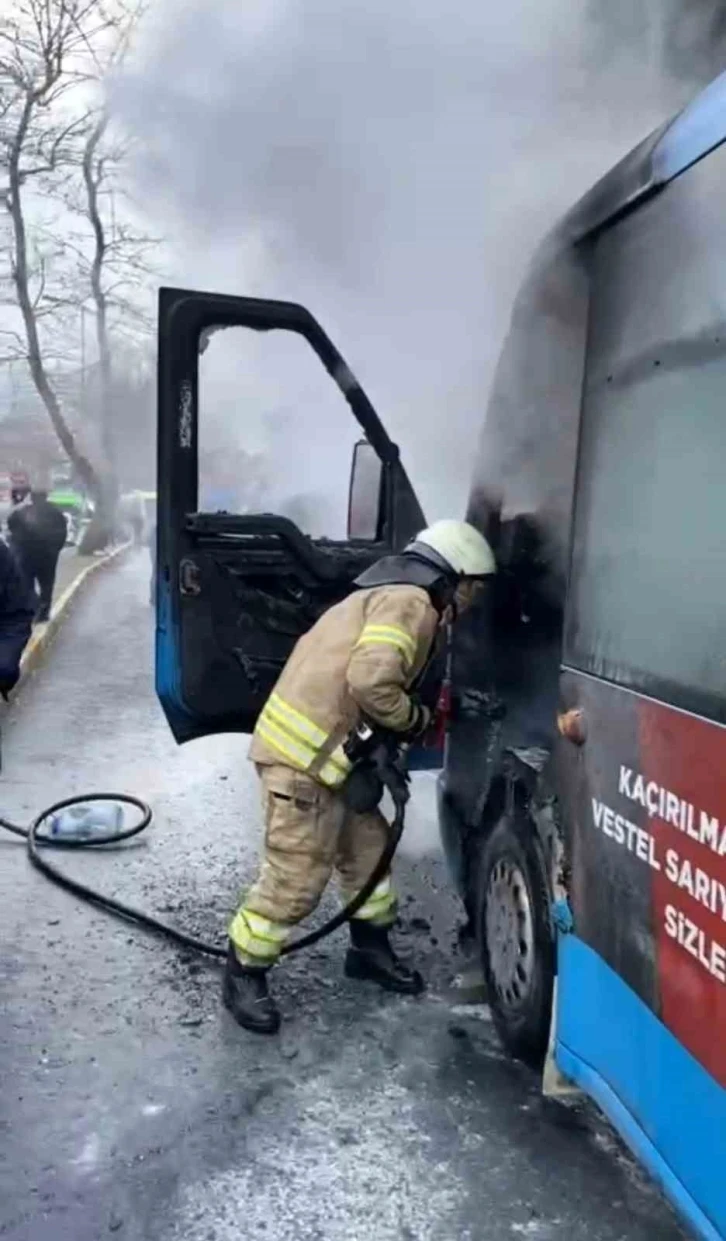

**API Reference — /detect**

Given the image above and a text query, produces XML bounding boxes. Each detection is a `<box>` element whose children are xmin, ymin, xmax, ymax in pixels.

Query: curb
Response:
<box><xmin>15</xmin><ymin>541</ymin><xmax>133</xmax><ymax>693</ymax></box>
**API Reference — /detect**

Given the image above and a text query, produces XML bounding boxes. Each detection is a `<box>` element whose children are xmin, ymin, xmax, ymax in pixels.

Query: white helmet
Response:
<box><xmin>407</xmin><ymin>520</ymin><xmax>496</xmax><ymax>578</ymax></box>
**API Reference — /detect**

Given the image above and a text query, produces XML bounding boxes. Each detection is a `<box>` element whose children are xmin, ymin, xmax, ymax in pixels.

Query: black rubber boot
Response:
<box><xmin>345</xmin><ymin>920</ymin><xmax>425</xmax><ymax>995</ymax></box>
<box><xmin>222</xmin><ymin>942</ymin><xmax>281</xmax><ymax>1034</ymax></box>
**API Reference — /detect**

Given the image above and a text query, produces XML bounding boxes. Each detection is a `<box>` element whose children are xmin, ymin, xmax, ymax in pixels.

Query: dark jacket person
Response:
<box><xmin>8</xmin><ymin>490</ymin><xmax>68</xmax><ymax>623</ymax></box>
<box><xmin>0</xmin><ymin>538</ymin><xmax>35</xmax><ymax>697</ymax></box>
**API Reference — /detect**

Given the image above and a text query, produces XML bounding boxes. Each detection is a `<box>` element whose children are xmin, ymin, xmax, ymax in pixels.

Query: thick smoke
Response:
<box><xmin>116</xmin><ymin>0</ymin><xmax>726</xmax><ymax>520</ymax></box>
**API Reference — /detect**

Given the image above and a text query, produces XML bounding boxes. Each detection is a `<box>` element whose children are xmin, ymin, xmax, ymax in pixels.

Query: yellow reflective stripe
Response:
<box><xmin>360</xmin><ymin>623</ymin><xmax>417</xmax><ymax>655</ymax></box>
<box><xmin>260</xmin><ymin>696</ymin><xmax>351</xmax><ymax>783</ymax></box>
<box><xmin>256</xmin><ymin>718</ymin><xmax>349</xmax><ymax>789</ymax></box>
<box><xmin>366</xmin><ymin>892</ymin><xmax>394</xmax><ymax>908</ymax></box>
<box><xmin>242</xmin><ymin>910</ymin><xmax>290</xmax><ymax>943</ymax></box>
<box><xmin>361</xmin><ymin>878</ymin><xmax>394</xmax><ymax>907</ymax></box>
<box><xmin>265</xmin><ymin>698</ymin><xmax>347</xmax><ymax>768</ymax></box>
<box><xmin>371</xmin><ymin>877</ymin><xmax>393</xmax><ymax>896</ymax></box>
<box><xmin>355</xmin><ymin>624</ymin><xmax>417</xmax><ymax>667</ymax></box>
<box><xmin>262</xmin><ymin>699</ymin><xmax>319</xmax><ymax>746</ymax></box>
<box><xmin>354</xmin><ymin>634</ymin><xmax>414</xmax><ymax>669</ymax></box>
<box><xmin>360</xmin><ymin>902</ymin><xmax>394</xmax><ymax>920</ymax></box>
<box><xmin>255</xmin><ymin>717</ymin><xmax>316</xmax><ymax>771</ymax></box>
<box><xmin>355</xmin><ymin>876</ymin><xmax>397</xmax><ymax>923</ymax></box>
<box><xmin>229</xmin><ymin>909</ymin><xmax>291</xmax><ymax>961</ymax></box>
<box><xmin>329</xmin><ymin>745</ymin><xmax>352</xmax><ymax>777</ymax></box>
<box><xmin>319</xmin><ymin>759</ymin><xmax>348</xmax><ymax>789</ymax></box>
<box><xmin>268</xmin><ymin>693</ymin><xmax>327</xmax><ymax>746</ymax></box>
<box><xmin>359</xmin><ymin>879</ymin><xmax>393</xmax><ymax>902</ymax></box>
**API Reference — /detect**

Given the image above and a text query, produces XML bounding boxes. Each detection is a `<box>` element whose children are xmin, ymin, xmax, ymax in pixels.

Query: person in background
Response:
<box><xmin>3</xmin><ymin>483</ymin><xmax>30</xmax><ymax>544</ymax></box>
<box><xmin>8</xmin><ymin>490</ymin><xmax>68</xmax><ymax>623</ymax></box>
<box><xmin>10</xmin><ymin>484</ymin><xmax>30</xmax><ymax>509</ymax></box>
<box><xmin>7</xmin><ymin>483</ymin><xmax>31</xmax><ymax>528</ymax></box>
<box><xmin>0</xmin><ymin>536</ymin><xmax>35</xmax><ymax>698</ymax></box>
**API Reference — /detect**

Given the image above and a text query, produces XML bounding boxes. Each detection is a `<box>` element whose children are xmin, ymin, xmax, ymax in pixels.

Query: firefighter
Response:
<box><xmin>223</xmin><ymin>519</ymin><xmax>496</xmax><ymax>1033</ymax></box>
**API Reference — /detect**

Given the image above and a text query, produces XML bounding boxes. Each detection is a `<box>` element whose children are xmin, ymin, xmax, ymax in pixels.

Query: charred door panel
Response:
<box><xmin>177</xmin><ymin>515</ymin><xmax>383</xmax><ymax>731</ymax></box>
<box><xmin>156</xmin><ymin>289</ymin><xmax>425</xmax><ymax>743</ymax></box>
<box><xmin>447</xmin><ymin>240</ymin><xmax>590</xmax><ymax>831</ymax></box>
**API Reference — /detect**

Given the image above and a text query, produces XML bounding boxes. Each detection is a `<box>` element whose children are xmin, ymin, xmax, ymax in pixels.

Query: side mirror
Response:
<box><xmin>347</xmin><ymin>439</ymin><xmax>383</xmax><ymax>541</ymax></box>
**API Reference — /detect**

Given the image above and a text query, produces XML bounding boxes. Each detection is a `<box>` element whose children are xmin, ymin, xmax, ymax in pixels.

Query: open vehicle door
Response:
<box><xmin>156</xmin><ymin>287</ymin><xmax>442</xmax><ymax>765</ymax></box>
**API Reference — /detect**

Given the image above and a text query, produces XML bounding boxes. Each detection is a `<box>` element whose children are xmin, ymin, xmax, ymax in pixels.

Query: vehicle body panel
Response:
<box><xmin>557</xmin><ymin>935</ymin><xmax>724</xmax><ymax>1241</ymax></box>
<box><xmin>440</xmin><ymin>70</ymin><xmax>726</xmax><ymax>1239</ymax></box>
<box><xmin>441</xmin><ymin>75</ymin><xmax>726</xmax><ymax>895</ymax></box>
<box><xmin>557</xmin><ymin>671</ymin><xmax>726</xmax><ymax>1084</ymax></box>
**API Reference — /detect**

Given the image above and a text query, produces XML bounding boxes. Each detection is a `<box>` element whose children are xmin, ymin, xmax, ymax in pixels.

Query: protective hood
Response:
<box><xmin>353</xmin><ymin>552</ymin><xmax>451</xmax><ymax>594</ymax></box>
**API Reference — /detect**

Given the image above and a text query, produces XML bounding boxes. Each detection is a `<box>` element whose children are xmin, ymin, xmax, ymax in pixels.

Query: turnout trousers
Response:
<box><xmin>229</xmin><ymin>764</ymin><xmax>397</xmax><ymax>965</ymax></box>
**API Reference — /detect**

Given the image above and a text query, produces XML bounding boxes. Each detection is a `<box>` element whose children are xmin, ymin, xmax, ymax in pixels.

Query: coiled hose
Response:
<box><xmin>0</xmin><ymin>788</ymin><xmax>406</xmax><ymax>958</ymax></box>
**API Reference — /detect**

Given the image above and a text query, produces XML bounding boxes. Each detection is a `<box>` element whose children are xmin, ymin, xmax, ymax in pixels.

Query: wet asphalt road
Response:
<box><xmin>0</xmin><ymin>553</ymin><xmax>689</xmax><ymax>1241</ymax></box>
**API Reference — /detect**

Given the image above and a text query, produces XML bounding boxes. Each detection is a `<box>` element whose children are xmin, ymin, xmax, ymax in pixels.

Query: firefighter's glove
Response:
<box><xmin>402</xmin><ymin>701</ymin><xmax>432</xmax><ymax>742</ymax></box>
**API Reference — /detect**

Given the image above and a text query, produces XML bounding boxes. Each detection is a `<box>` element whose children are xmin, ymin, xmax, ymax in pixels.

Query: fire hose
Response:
<box><xmin>0</xmin><ymin>735</ymin><xmax>410</xmax><ymax>960</ymax></box>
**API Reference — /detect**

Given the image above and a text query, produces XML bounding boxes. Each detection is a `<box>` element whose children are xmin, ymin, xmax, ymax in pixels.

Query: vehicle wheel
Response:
<box><xmin>476</xmin><ymin>813</ymin><xmax>555</xmax><ymax>1067</ymax></box>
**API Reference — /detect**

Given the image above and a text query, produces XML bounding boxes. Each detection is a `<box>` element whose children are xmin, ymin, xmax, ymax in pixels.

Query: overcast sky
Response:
<box><xmin>114</xmin><ymin>0</ymin><xmax>720</xmax><ymax>519</ymax></box>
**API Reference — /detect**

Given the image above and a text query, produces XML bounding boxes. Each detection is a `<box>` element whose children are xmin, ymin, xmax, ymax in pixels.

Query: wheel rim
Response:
<box><xmin>485</xmin><ymin>858</ymin><xmax>535</xmax><ymax>1009</ymax></box>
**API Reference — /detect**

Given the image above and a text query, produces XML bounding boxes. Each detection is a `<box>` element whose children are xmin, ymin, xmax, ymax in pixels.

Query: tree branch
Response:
<box><xmin>0</xmin><ymin>0</ymin><xmax>154</xmax><ymax>496</ymax></box>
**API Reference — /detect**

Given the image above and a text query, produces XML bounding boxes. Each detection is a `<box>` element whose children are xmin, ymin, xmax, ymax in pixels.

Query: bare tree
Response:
<box><xmin>78</xmin><ymin>104</ymin><xmax>156</xmax><ymax>482</ymax></box>
<box><xmin>0</xmin><ymin>0</ymin><xmax>142</xmax><ymax>505</ymax></box>
<box><xmin>0</xmin><ymin>1</ymin><xmax>110</xmax><ymax>490</ymax></box>
<box><xmin>83</xmin><ymin>116</ymin><xmax>112</xmax><ymax>473</ymax></box>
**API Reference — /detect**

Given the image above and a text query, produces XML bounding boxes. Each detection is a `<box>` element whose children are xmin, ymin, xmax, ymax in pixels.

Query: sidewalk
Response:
<box><xmin>54</xmin><ymin>546</ymin><xmax>106</xmax><ymax>600</ymax></box>
<box><xmin>17</xmin><ymin>542</ymin><xmax>131</xmax><ymax>688</ymax></box>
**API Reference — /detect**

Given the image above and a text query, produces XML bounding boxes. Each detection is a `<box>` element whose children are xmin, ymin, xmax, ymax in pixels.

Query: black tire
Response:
<box><xmin>476</xmin><ymin>813</ymin><xmax>555</xmax><ymax>1067</ymax></box>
